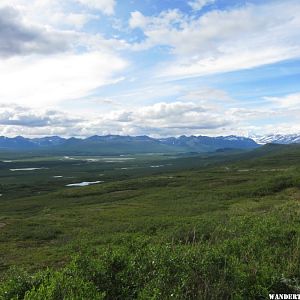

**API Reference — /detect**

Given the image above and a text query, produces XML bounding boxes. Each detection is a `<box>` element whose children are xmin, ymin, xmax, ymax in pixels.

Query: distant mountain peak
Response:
<box><xmin>253</xmin><ymin>134</ymin><xmax>300</xmax><ymax>145</ymax></box>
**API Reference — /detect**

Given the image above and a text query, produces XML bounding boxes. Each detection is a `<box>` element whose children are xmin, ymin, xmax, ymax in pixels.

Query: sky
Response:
<box><xmin>0</xmin><ymin>0</ymin><xmax>299</xmax><ymax>138</ymax></box>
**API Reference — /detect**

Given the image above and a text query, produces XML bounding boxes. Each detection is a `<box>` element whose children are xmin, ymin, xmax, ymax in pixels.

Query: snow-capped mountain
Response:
<box><xmin>159</xmin><ymin>135</ymin><xmax>258</xmax><ymax>151</ymax></box>
<box><xmin>253</xmin><ymin>134</ymin><xmax>300</xmax><ymax>145</ymax></box>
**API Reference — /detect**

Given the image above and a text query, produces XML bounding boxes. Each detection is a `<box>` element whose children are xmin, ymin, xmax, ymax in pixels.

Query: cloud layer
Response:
<box><xmin>1</xmin><ymin>88</ymin><xmax>299</xmax><ymax>138</ymax></box>
<box><xmin>0</xmin><ymin>0</ymin><xmax>299</xmax><ymax>137</ymax></box>
<box><xmin>130</xmin><ymin>1</ymin><xmax>300</xmax><ymax>78</ymax></box>
<box><xmin>0</xmin><ymin>0</ymin><xmax>129</xmax><ymax>106</ymax></box>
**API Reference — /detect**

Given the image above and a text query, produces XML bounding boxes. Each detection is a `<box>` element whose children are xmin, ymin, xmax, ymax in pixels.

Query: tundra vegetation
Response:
<box><xmin>0</xmin><ymin>144</ymin><xmax>300</xmax><ymax>299</ymax></box>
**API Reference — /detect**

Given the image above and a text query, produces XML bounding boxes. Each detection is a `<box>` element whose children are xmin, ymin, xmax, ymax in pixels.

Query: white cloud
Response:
<box><xmin>76</xmin><ymin>0</ymin><xmax>116</xmax><ymax>15</ymax></box>
<box><xmin>0</xmin><ymin>0</ymin><xmax>129</xmax><ymax>109</ymax></box>
<box><xmin>49</xmin><ymin>12</ymin><xmax>99</xmax><ymax>29</ymax></box>
<box><xmin>161</xmin><ymin>47</ymin><xmax>299</xmax><ymax>78</ymax></box>
<box><xmin>83</xmin><ymin>101</ymin><xmax>235</xmax><ymax>137</ymax></box>
<box><xmin>188</xmin><ymin>0</ymin><xmax>215</xmax><ymax>11</ymax></box>
<box><xmin>0</xmin><ymin>0</ymin><xmax>299</xmax><ymax>138</ymax></box>
<box><xmin>0</xmin><ymin>6</ymin><xmax>72</xmax><ymax>57</ymax></box>
<box><xmin>130</xmin><ymin>9</ymin><xmax>184</xmax><ymax>30</ymax></box>
<box><xmin>129</xmin><ymin>11</ymin><xmax>147</xmax><ymax>29</ymax></box>
<box><xmin>0</xmin><ymin>99</ymin><xmax>235</xmax><ymax>137</ymax></box>
<box><xmin>264</xmin><ymin>93</ymin><xmax>300</xmax><ymax>109</ymax></box>
<box><xmin>1</xmin><ymin>89</ymin><xmax>299</xmax><ymax>138</ymax></box>
<box><xmin>180</xmin><ymin>88</ymin><xmax>233</xmax><ymax>105</ymax></box>
<box><xmin>0</xmin><ymin>0</ymin><xmax>115</xmax><ymax>26</ymax></box>
<box><xmin>0</xmin><ymin>51</ymin><xmax>128</xmax><ymax>107</ymax></box>
<box><xmin>0</xmin><ymin>1</ymin><xmax>83</xmax><ymax>29</ymax></box>
<box><xmin>0</xmin><ymin>104</ymin><xmax>82</xmax><ymax>127</ymax></box>
<box><xmin>129</xmin><ymin>1</ymin><xmax>300</xmax><ymax>78</ymax></box>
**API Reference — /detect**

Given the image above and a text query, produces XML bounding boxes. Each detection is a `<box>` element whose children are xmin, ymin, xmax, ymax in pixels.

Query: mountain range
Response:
<box><xmin>0</xmin><ymin>134</ymin><xmax>299</xmax><ymax>155</ymax></box>
<box><xmin>0</xmin><ymin>135</ymin><xmax>258</xmax><ymax>154</ymax></box>
<box><xmin>253</xmin><ymin>134</ymin><xmax>300</xmax><ymax>145</ymax></box>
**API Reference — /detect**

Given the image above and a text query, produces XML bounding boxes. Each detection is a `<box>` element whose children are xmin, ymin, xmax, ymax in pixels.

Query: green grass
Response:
<box><xmin>0</xmin><ymin>145</ymin><xmax>300</xmax><ymax>299</ymax></box>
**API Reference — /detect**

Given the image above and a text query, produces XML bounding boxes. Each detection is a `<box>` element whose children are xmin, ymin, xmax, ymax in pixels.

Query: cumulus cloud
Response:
<box><xmin>0</xmin><ymin>6</ymin><xmax>71</xmax><ymax>57</ymax></box>
<box><xmin>0</xmin><ymin>1</ymin><xmax>129</xmax><ymax>108</ymax></box>
<box><xmin>0</xmin><ymin>88</ymin><xmax>299</xmax><ymax>137</ymax></box>
<box><xmin>0</xmin><ymin>99</ymin><xmax>235</xmax><ymax>137</ymax></box>
<box><xmin>0</xmin><ymin>1</ymin><xmax>124</xmax><ymax>58</ymax></box>
<box><xmin>188</xmin><ymin>0</ymin><xmax>215</xmax><ymax>11</ymax></box>
<box><xmin>85</xmin><ymin>101</ymin><xmax>234</xmax><ymax>137</ymax></box>
<box><xmin>0</xmin><ymin>0</ymin><xmax>298</xmax><ymax>138</ymax></box>
<box><xmin>48</xmin><ymin>12</ymin><xmax>99</xmax><ymax>29</ymax></box>
<box><xmin>0</xmin><ymin>105</ymin><xmax>82</xmax><ymax>128</ymax></box>
<box><xmin>264</xmin><ymin>93</ymin><xmax>300</xmax><ymax>109</ymax></box>
<box><xmin>129</xmin><ymin>1</ymin><xmax>300</xmax><ymax>78</ymax></box>
<box><xmin>0</xmin><ymin>0</ymin><xmax>105</xmax><ymax>30</ymax></box>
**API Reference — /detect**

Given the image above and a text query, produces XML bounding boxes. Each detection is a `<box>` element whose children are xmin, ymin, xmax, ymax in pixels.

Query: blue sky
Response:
<box><xmin>0</xmin><ymin>0</ymin><xmax>299</xmax><ymax>137</ymax></box>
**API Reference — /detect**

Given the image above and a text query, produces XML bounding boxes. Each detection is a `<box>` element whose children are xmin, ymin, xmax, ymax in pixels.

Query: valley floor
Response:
<box><xmin>0</xmin><ymin>146</ymin><xmax>300</xmax><ymax>299</ymax></box>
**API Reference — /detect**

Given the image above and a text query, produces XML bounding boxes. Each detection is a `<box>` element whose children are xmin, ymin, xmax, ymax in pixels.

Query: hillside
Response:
<box><xmin>0</xmin><ymin>145</ymin><xmax>300</xmax><ymax>298</ymax></box>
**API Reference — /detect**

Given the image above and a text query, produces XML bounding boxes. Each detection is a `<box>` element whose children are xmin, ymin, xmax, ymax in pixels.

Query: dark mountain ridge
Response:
<box><xmin>0</xmin><ymin>134</ymin><xmax>259</xmax><ymax>154</ymax></box>
<box><xmin>0</xmin><ymin>135</ymin><xmax>259</xmax><ymax>154</ymax></box>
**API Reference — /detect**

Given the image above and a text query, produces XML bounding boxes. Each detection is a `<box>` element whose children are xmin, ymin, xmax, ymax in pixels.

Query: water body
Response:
<box><xmin>150</xmin><ymin>165</ymin><xmax>164</xmax><ymax>168</ymax></box>
<box><xmin>63</xmin><ymin>156</ymin><xmax>135</xmax><ymax>162</ymax></box>
<box><xmin>104</xmin><ymin>158</ymin><xmax>135</xmax><ymax>163</ymax></box>
<box><xmin>86</xmin><ymin>159</ymin><xmax>100</xmax><ymax>162</ymax></box>
<box><xmin>10</xmin><ymin>168</ymin><xmax>48</xmax><ymax>171</ymax></box>
<box><xmin>66</xmin><ymin>181</ymin><xmax>103</xmax><ymax>187</ymax></box>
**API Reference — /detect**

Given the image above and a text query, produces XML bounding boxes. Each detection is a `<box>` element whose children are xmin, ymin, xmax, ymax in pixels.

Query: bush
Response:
<box><xmin>24</xmin><ymin>272</ymin><xmax>105</xmax><ymax>300</ymax></box>
<box><xmin>1</xmin><ymin>208</ymin><xmax>300</xmax><ymax>300</ymax></box>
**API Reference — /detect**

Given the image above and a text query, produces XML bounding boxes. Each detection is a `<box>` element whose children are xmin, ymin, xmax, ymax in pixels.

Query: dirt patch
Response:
<box><xmin>0</xmin><ymin>223</ymin><xmax>6</xmax><ymax>228</ymax></box>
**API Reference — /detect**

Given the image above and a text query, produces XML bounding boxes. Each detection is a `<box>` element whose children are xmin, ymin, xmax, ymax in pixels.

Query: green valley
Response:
<box><xmin>0</xmin><ymin>145</ymin><xmax>300</xmax><ymax>299</ymax></box>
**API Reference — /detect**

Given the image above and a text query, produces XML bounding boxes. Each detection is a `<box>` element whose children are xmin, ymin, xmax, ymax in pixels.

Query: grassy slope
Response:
<box><xmin>0</xmin><ymin>145</ymin><xmax>300</xmax><ymax>299</ymax></box>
